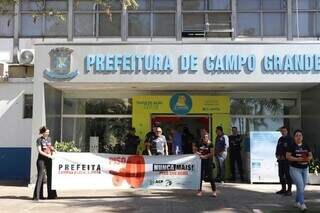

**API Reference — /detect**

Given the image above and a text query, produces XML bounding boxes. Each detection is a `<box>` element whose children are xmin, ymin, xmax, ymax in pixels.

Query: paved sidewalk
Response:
<box><xmin>0</xmin><ymin>183</ymin><xmax>319</xmax><ymax>213</ymax></box>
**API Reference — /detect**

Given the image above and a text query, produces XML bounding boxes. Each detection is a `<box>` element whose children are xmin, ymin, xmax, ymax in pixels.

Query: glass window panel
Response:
<box><xmin>23</xmin><ymin>94</ymin><xmax>33</xmax><ymax>119</ymax></box>
<box><xmin>263</xmin><ymin>13</ymin><xmax>286</xmax><ymax>36</ymax></box>
<box><xmin>45</xmin><ymin>15</ymin><xmax>68</xmax><ymax>36</ymax></box>
<box><xmin>74</xmin><ymin>14</ymin><xmax>94</xmax><ymax>36</ymax></box>
<box><xmin>230</xmin><ymin>98</ymin><xmax>299</xmax><ymax>116</ymax></box>
<box><xmin>21</xmin><ymin>14</ymin><xmax>42</xmax><ymax>36</ymax></box>
<box><xmin>293</xmin><ymin>0</ymin><xmax>316</xmax><ymax>10</ymax></box>
<box><xmin>208</xmin><ymin>13</ymin><xmax>231</xmax><ymax>29</ymax></box>
<box><xmin>63</xmin><ymin>98</ymin><xmax>132</xmax><ymax>115</ymax></box>
<box><xmin>154</xmin><ymin>0</ymin><xmax>176</xmax><ymax>10</ymax></box>
<box><xmin>128</xmin><ymin>13</ymin><xmax>151</xmax><ymax>36</ymax></box>
<box><xmin>99</xmin><ymin>13</ymin><xmax>121</xmax><ymax>36</ymax></box>
<box><xmin>0</xmin><ymin>15</ymin><xmax>14</xmax><ymax>36</ymax></box>
<box><xmin>182</xmin><ymin>0</ymin><xmax>205</xmax><ymax>10</ymax></box>
<box><xmin>21</xmin><ymin>0</ymin><xmax>43</xmax><ymax>11</ymax></box>
<box><xmin>129</xmin><ymin>0</ymin><xmax>150</xmax><ymax>10</ymax></box>
<box><xmin>237</xmin><ymin>0</ymin><xmax>261</xmax><ymax>10</ymax></box>
<box><xmin>62</xmin><ymin>118</ymin><xmax>132</xmax><ymax>153</ymax></box>
<box><xmin>208</xmin><ymin>0</ymin><xmax>231</xmax><ymax>10</ymax></box>
<box><xmin>98</xmin><ymin>0</ymin><xmax>122</xmax><ymax>11</ymax></box>
<box><xmin>318</xmin><ymin>0</ymin><xmax>320</xmax><ymax>9</ymax></box>
<box><xmin>232</xmin><ymin>117</ymin><xmax>300</xmax><ymax>135</ymax></box>
<box><xmin>183</xmin><ymin>14</ymin><xmax>205</xmax><ymax>30</ymax></box>
<box><xmin>207</xmin><ymin>13</ymin><xmax>231</xmax><ymax>37</ymax></box>
<box><xmin>46</xmin><ymin>0</ymin><xmax>68</xmax><ymax>10</ymax></box>
<box><xmin>262</xmin><ymin>0</ymin><xmax>285</xmax><ymax>10</ymax></box>
<box><xmin>153</xmin><ymin>13</ymin><xmax>175</xmax><ymax>36</ymax></box>
<box><xmin>293</xmin><ymin>12</ymin><xmax>315</xmax><ymax>37</ymax></box>
<box><xmin>237</xmin><ymin>13</ymin><xmax>260</xmax><ymax>36</ymax></box>
<box><xmin>74</xmin><ymin>0</ymin><xmax>95</xmax><ymax>11</ymax></box>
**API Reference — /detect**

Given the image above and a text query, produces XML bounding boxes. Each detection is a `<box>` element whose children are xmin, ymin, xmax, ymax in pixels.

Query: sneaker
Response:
<box><xmin>294</xmin><ymin>202</ymin><xmax>301</xmax><ymax>208</ymax></box>
<box><xmin>276</xmin><ymin>190</ymin><xmax>286</xmax><ymax>195</ymax></box>
<box><xmin>212</xmin><ymin>191</ymin><xmax>217</xmax><ymax>197</ymax></box>
<box><xmin>196</xmin><ymin>191</ymin><xmax>202</xmax><ymax>197</ymax></box>
<box><xmin>300</xmin><ymin>204</ymin><xmax>307</xmax><ymax>211</ymax></box>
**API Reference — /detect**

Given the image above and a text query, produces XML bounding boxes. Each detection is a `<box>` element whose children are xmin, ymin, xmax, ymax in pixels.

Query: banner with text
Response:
<box><xmin>52</xmin><ymin>153</ymin><xmax>201</xmax><ymax>190</ymax></box>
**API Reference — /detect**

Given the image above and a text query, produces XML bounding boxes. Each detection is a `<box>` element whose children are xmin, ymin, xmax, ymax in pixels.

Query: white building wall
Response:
<box><xmin>0</xmin><ymin>82</ymin><xmax>33</xmax><ymax>148</ymax></box>
<box><xmin>0</xmin><ymin>81</ymin><xmax>33</xmax><ymax>181</ymax></box>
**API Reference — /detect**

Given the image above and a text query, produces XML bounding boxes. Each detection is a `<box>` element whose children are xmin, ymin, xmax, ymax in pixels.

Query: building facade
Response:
<box><xmin>1</xmin><ymin>0</ymin><xmax>320</xmax><ymax>183</ymax></box>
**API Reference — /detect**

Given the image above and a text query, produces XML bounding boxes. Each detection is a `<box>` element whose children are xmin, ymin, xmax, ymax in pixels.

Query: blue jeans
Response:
<box><xmin>216</xmin><ymin>154</ymin><xmax>226</xmax><ymax>181</ymax></box>
<box><xmin>289</xmin><ymin>166</ymin><xmax>308</xmax><ymax>205</ymax></box>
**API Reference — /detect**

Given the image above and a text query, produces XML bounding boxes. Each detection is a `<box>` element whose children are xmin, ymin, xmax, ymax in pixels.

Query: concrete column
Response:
<box><xmin>287</xmin><ymin>0</ymin><xmax>293</xmax><ymax>40</ymax></box>
<box><xmin>29</xmin><ymin>48</ymin><xmax>46</xmax><ymax>184</ymax></box>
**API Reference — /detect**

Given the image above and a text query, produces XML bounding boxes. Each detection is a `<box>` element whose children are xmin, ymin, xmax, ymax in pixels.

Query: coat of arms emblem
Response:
<box><xmin>44</xmin><ymin>47</ymin><xmax>78</xmax><ymax>80</ymax></box>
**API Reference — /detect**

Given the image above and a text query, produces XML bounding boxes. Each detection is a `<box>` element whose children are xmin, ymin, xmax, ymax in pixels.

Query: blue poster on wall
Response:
<box><xmin>250</xmin><ymin>131</ymin><xmax>281</xmax><ymax>183</ymax></box>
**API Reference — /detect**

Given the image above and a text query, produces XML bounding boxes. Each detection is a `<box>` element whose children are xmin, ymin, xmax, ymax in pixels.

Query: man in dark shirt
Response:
<box><xmin>124</xmin><ymin>127</ymin><xmax>140</xmax><ymax>154</ymax></box>
<box><xmin>275</xmin><ymin>126</ymin><xmax>293</xmax><ymax>196</ymax></box>
<box><xmin>228</xmin><ymin>127</ymin><xmax>244</xmax><ymax>181</ymax></box>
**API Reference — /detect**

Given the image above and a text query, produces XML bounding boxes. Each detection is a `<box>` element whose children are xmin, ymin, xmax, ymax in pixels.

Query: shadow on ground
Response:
<box><xmin>0</xmin><ymin>184</ymin><xmax>319</xmax><ymax>213</ymax></box>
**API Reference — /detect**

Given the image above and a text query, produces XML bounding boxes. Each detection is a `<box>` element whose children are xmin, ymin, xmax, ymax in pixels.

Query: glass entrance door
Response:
<box><xmin>151</xmin><ymin>114</ymin><xmax>211</xmax><ymax>154</ymax></box>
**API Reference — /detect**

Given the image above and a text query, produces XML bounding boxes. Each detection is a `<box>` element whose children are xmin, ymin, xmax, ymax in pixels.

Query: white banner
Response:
<box><xmin>250</xmin><ymin>131</ymin><xmax>281</xmax><ymax>183</ymax></box>
<box><xmin>52</xmin><ymin>153</ymin><xmax>201</xmax><ymax>190</ymax></box>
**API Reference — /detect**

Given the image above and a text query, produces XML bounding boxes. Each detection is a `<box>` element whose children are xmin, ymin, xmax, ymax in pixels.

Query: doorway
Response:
<box><xmin>151</xmin><ymin>114</ymin><xmax>212</xmax><ymax>154</ymax></box>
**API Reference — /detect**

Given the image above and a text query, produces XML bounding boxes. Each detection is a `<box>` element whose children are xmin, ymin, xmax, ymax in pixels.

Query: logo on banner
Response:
<box><xmin>170</xmin><ymin>93</ymin><xmax>192</xmax><ymax>115</ymax></box>
<box><xmin>44</xmin><ymin>47</ymin><xmax>78</xmax><ymax>80</ymax></box>
<box><xmin>109</xmin><ymin>155</ymin><xmax>145</xmax><ymax>188</ymax></box>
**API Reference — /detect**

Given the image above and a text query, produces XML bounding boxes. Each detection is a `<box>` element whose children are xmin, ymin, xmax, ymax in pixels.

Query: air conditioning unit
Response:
<box><xmin>18</xmin><ymin>49</ymin><xmax>35</xmax><ymax>65</ymax></box>
<box><xmin>0</xmin><ymin>63</ymin><xmax>9</xmax><ymax>82</ymax></box>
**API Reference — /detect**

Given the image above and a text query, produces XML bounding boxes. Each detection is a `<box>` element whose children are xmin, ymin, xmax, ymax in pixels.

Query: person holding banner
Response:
<box><xmin>33</xmin><ymin>126</ymin><xmax>58</xmax><ymax>200</ymax></box>
<box><xmin>286</xmin><ymin>129</ymin><xmax>313</xmax><ymax>211</ymax></box>
<box><xmin>193</xmin><ymin>133</ymin><xmax>217</xmax><ymax>197</ymax></box>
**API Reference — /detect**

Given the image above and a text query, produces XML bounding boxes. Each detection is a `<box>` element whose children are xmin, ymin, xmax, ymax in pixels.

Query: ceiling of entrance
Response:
<box><xmin>49</xmin><ymin>82</ymin><xmax>318</xmax><ymax>92</ymax></box>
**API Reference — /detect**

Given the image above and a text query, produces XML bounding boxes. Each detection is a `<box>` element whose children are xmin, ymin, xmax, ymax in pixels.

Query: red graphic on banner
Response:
<box><xmin>109</xmin><ymin>155</ymin><xmax>145</xmax><ymax>188</ymax></box>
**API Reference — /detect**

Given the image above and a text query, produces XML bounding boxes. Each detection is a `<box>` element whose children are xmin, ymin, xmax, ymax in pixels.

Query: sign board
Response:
<box><xmin>250</xmin><ymin>131</ymin><xmax>281</xmax><ymax>183</ymax></box>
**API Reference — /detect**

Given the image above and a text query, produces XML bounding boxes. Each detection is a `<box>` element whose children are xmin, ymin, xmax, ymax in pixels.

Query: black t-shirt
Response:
<box><xmin>125</xmin><ymin>134</ymin><xmax>140</xmax><ymax>154</ymax></box>
<box><xmin>36</xmin><ymin>136</ymin><xmax>53</xmax><ymax>159</ymax></box>
<box><xmin>287</xmin><ymin>142</ymin><xmax>310</xmax><ymax>169</ymax></box>
<box><xmin>228</xmin><ymin>134</ymin><xmax>242</xmax><ymax>152</ymax></box>
<box><xmin>195</xmin><ymin>141</ymin><xmax>214</xmax><ymax>162</ymax></box>
<box><xmin>276</xmin><ymin>135</ymin><xmax>293</xmax><ymax>161</ymax></box>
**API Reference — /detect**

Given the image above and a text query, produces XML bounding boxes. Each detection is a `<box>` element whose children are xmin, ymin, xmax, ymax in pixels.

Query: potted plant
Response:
<box><xmin>54</xmin><ymin>141</ymin><xmax>81</xmax><ymax>152</ymax></box>
<box><xmin>309</xmin><ymin>158</ymin><xmax>320</xmax><ymax>185</ymax></box>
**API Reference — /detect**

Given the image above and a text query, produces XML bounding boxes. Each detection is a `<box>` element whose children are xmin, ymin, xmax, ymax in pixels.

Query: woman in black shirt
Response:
<box><xmin>33</xmin><ymin>126</ymin><xmax>58</xmax><ymax>200</ymax></box>
<box><xmin>193</xmin><ymin>133</ymin><xmax>217</xmax><ymax>197</ymax></box>
<box><xmin>286</xmin><ymin>129</ymin><xmax>313</xmax><ymax>211</ymax></box>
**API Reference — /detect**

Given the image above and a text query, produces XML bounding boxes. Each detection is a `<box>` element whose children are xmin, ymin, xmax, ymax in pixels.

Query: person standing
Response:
<box><xmin>193</xmin><ymin>133</ymin><xmax>217</xmax><ymax>197</ymax></box>
<box><xmin>148</xmin><ymin>127</ymin><xmax>168</xmax><ymax>156</ymax></box>
<box><xmin>172</xmin><ymin>128</ymin><xmax>183</xmax><ymax>155</ymax></box>
<box><xmin>286</xmin><ymin>129</ymin><xmax>313</xmax><ymax>211</ymax></box>
<box><xmin>275</xmin><ymin>126</ymin><xmax>293</xmax><ymax>196</ymax></box>
<box><xmin>182</xmin><ymin>127</ymin><xmax>195</xmax><ymax>154</ymax></box>
<box><xmin>143</xmin><ymin>122</ymin><xmax>160</xmax><ymax>155</ymax></box>
<box><xmin>228</xmin><ymin>127</ymin><xmax>244</xmax><ymax>181</ymax></box>
<box><xmin>124</xmin><ymin>127</ymin><xmax>140</xmax><ymax>155</ymax></box>
<box><xmin>33</xmin><ymin>126</ymin><xmax>57</xmax><ymax>200</ymax></box>
<box><xmin>214</xmin><ymin>126</ymin><xmax>229</xmax><ymax>183</ymax></box>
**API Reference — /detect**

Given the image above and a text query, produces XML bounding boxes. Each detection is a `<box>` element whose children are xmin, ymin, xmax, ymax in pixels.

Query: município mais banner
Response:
<box><xmin>52</xmin><ymin>153</ymin><xmax>201</xmax><ymax>190</ymax></box>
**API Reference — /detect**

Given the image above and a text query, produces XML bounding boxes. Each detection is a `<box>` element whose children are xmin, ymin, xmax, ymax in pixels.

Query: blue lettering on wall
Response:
<box><xmin>85</xmin><ymin>53</ymin><xmax>320</xmax><ymax>75</ymax></box>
